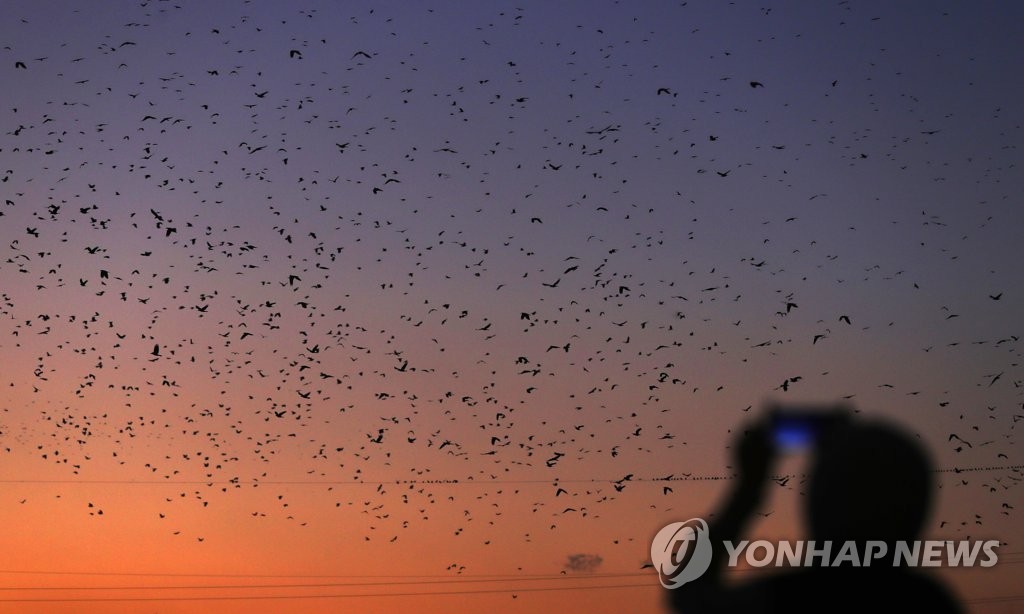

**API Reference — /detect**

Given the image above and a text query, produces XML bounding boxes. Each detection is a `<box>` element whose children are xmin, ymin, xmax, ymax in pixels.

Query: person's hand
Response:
<box><xmin>732</xmin><ymin>418</ymin><xmax>777</xmax><ymax>486</ymax></box>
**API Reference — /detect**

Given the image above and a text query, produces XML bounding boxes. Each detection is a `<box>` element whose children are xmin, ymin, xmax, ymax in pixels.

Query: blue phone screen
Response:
<box><xmin>774</xmin><ymin>418</ymin><xmax>815</xmax><ymax>449</ymax></box>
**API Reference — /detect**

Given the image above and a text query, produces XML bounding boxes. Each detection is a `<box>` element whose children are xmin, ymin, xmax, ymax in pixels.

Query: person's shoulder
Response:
<box><xmin>898</xmin><ymin>570</ymin><xmax>964</xmax><ymax>613</ymax></box>
<box><xmin>745</xmin><ymin>567</ymin><xmax>962</xmax><ymax>614</ymax></box>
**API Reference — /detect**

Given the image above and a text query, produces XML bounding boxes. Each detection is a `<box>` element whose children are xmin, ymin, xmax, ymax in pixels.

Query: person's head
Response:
<box><xmin>806</xmin><ymin>419</ymin><xmax>933</xmax><ymax>545</ymax></box>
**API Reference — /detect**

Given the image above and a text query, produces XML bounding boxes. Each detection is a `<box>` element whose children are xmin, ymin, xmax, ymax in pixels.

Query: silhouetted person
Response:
<box><xmin>667</xmin><ymin>406</ymin><xmax>963</xmax><ymax>613</ymax></box>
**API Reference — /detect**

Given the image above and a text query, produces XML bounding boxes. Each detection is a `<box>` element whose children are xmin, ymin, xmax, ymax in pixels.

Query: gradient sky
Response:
<box><xmin>1</xmin><ymin>1</ymin><xmax>1022</xmax><ymax>612</ymax></box>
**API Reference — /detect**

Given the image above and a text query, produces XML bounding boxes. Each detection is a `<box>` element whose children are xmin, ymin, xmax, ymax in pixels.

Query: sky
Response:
<box><xmin>0</xmin><ymin>1</ymin><xmax>1022</xmax><ymax>612</ymax></box>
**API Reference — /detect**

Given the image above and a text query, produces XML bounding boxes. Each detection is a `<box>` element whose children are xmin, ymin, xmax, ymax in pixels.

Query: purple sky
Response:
<box><xmin>1</xmin><ymin>1</ymin><xmax>1022</xmax><ymax>612</ymax></box>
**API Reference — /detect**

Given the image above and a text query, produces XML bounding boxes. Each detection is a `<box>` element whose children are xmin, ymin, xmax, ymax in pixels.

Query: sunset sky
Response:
<box><xmin>1</xmin><ymin>1</ymin><xmax>1022</xmax><ymax>612</ymax></box>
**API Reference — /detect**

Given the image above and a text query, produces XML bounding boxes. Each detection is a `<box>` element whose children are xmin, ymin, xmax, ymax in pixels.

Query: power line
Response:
<box><xmin>0</xmin><ymin>582</ymin><xmax>654</xmax><ymax>603</ymax></box>
<box><xmin>0</xmin><ymin>463</ymin><xmax>1018</xmax><ymax>486</ymax></box>
<box><xmin>0</xmin><ymin>573</ymin><xmax>651</xmax><ymax>592</ymax></box>
<box><xmin>1</xmin><ymin>582</ymin><xmax>1018</xmax><ymax>605</ymax></box>
<box><xmin>1</xmin><ymin>562</ymin><xmax>1019</xmax><ymax>598</ymax></box>
<box><xmin>965</xmin><ymin>594</ymin><xmax>1024</xmax><ymax>605</ymax></box>
<box><xmin>4</xmin><ymin>555</ymin><xmax>1021</xmax><ymax>583</ymax></box>
<box><xmin>45</xmin><ymin>577</ymin><xmax>1024</xmax><ymax>607</ymax></box>
<box><xmin>0</xmin><ymin>569</ymin><xmax>632</xmax><ymax>579</ymax></box>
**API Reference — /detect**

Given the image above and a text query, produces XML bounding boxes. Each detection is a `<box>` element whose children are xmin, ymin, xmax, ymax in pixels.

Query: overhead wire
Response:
<box><xmin>0</xmin><ymin>572</ymin><xmax>652</xmax><ymax>592</ymax></box>
<box><xmin>0</xmin><ymin>463</ymin><xmax>1018</xmax><ymax>486</ymax></box>
<box><xmin>0</xmin><ymin>582</ymin><xmax>656</xmax><ymax>603</ymax></box>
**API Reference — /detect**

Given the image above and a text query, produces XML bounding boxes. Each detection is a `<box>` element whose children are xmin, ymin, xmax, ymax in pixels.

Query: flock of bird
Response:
<box><xmin>0</xmin><ymin>0</ymin><xmax>1020</xmax><ymax>570</ymax></box>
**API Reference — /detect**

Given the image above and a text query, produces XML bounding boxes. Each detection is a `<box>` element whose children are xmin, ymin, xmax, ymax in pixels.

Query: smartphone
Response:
<box><xmin>769</xmin><ymin>405</ymin><xmax>848</xmax><ymax>450</ymax></box>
